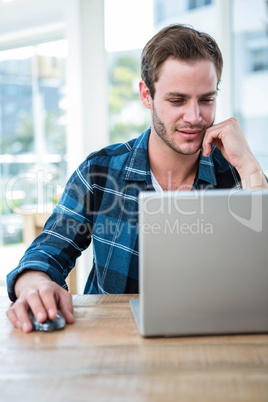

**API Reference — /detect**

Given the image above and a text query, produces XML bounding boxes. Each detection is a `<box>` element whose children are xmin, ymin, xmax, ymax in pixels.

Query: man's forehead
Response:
<box><xmin>158</xmin><ymin>57</ymin><xmax>216</xmax><ymax>72</ymax></box>
<box><xmin>154</xmin><ymin>59</ymin><xmax>218</xmax><ymax>95</ymax></box>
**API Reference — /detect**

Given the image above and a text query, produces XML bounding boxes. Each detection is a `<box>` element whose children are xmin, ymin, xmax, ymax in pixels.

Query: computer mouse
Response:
<box><xmin>28</xmin><ymin>310</ymin><xmax>66</xmax><ymax>332</ymax></box>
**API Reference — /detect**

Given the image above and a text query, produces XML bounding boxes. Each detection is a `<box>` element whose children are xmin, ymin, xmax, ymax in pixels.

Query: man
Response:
<box><xmin>6</xmin><ymin>24</ymin><xmax>268</xmax><ymax>332</ymax></box>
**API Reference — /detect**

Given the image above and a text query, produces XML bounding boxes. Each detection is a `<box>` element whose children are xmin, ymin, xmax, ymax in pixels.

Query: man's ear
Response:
<box><xmin>139</xmin><ymin>80</ymin><xmax>152</xmax><ymax>109</ymax></box>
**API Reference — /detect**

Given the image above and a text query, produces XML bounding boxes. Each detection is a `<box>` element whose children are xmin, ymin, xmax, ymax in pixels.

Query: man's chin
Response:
<box><xmin>176</xmin><ymin>142</ymin><xmax>203</xmax><ymax>156</ymax></box>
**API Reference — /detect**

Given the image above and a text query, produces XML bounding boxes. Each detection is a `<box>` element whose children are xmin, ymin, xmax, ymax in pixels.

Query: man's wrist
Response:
<box><xmin>238</xmin><ymin>158</ymin><xmax>268</xmax><ymax>189</ymax></box>
<box><xmin>14</xmin><ymin>270</ymin><xmax>52</xmax><ymax>299</ymax></box>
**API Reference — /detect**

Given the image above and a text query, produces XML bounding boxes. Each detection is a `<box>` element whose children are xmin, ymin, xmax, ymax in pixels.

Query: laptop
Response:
<box><xmin>130</xmin><ymin>189</ymin><xmax>268</xmax><ymax>337</ymax></box>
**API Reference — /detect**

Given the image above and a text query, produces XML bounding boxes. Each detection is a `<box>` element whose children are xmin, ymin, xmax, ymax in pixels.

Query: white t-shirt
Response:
<box><xmin>150</xmin><ymin>170</ymin><xmax>163</xmax><ymax>192</ymax></box>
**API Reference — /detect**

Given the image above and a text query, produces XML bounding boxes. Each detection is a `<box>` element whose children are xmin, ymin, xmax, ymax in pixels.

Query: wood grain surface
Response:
<box><xmin>1</xmin><ymin>295</ymin><xmax>267</xmax><ymax>402</ymax></box>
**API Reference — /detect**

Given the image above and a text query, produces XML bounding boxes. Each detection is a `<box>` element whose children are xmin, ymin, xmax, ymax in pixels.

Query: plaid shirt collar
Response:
<box><xmin>124</xmin><ymin>127</ymin><xmax>218</xmax><ymax>188</ymax></box>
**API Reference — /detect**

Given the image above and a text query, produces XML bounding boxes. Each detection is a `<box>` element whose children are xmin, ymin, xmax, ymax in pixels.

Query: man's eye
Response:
<box><xmin>169</xmin><ymin>99</ymin><xmax>184</xmax><ymax>104</ymax></box>
<box><xmin>201</xmin><ymin>98</ymin><xmax>214</xmax><ymax>103</ymax></box>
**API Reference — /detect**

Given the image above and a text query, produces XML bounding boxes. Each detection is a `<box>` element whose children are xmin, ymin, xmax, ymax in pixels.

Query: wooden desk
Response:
<box><xmin>1</xmin><ymin>295</ymin><xmax>268</xmax><ymax>401</ymax></box>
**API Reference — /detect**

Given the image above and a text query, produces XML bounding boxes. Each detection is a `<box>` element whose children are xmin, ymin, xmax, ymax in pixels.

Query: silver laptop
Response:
<box><xmin>130</xmin><ymin>189</ymin><xmax>268</xmax><ymax>337</ymax></box>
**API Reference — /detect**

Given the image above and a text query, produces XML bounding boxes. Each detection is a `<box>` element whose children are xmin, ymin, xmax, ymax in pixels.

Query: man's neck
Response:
<box><xmin>148</xmin><ymin>134</ymin><xmax>200</xmax><ymax>191</ymax></box>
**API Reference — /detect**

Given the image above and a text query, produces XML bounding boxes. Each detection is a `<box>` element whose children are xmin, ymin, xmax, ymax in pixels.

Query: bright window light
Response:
<box><xmin>104</xmin><ymin>0</ymin><xmax>154</xmax><ymax>51</ymax></box>
<box><xmin>0</xmin><ymin>46</ymin><xmax>34</xmax><ymax>61</ymax></box>
<box><xmin>37</xmin><ymin>40</ymin><xmax>68</xmax><ymax>59</ymax></box>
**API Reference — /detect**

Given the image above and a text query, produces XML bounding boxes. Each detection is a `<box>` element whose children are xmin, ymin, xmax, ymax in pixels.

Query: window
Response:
<box><xmin>248</xmin><ymin>35</ymin><xmax>268</xmax><ymax>72</ymax></box>
<box><xmin>0</xmin><ymin>40</ymin><xmax>67</xmax><ymax>294</ymax></box>
<box><xmin>233</xmin><ymin>0</ymin><xmax>268</xmax><ymax>174</ymax></box>
<box><xmin>154</xmin><ymin>0</ymin><xmax>183</xmax><ymax>24</ymax></box>
<box><xmin>188</xmin><ymin>0</ymin><xmax>212</xmax><ymax>11</ymax></box>
<box><xmin>105</xmin><ymin>0</ymin><xmax>153</xmax><ymax>144</ymax></box>
<box><xmin>107</xmin><ymin>50</ymin><xmax>150</xmax><ymax>144</ymax></box>
<box><xmin>0</xmin><ymin>41</ymin><xmax>67</xmax><ymax>215</ymax></box>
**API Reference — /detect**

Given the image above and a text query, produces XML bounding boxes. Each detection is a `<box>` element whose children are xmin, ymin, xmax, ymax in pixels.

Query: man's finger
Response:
<box><xmin>38</xmin><ymin>283</ymin><xmax>59</xmax><ymax>320</ymax></box>
<box><xmin>26</xmin><ymin>288</ymin><xmax>50</xmax><ymax>323</ymax></box>
<box><xmin>58</xmin><ymin>290</ymin><xmax>75</xmax><ymax>324</ymax></box>
<box><xmin>6</xmin><ymin>307</ymin><xmax>21</xmax><ymax>329</ymax></box>
<box><xmin>11</xmin><ymin>298</ymin><xmax>33</xmax><ymax>333</ymax></box>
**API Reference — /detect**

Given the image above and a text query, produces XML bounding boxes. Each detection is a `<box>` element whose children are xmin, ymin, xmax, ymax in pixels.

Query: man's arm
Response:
<box><xmin>202</xmin><ymin>118</ymin><xmax>268</xmax><ymax>189</ymax></box>
<box><xmin>6</xmin><ymin>271</ymin><xmax>74</xmax><ymax>333</ymax></box>
<box><xmin>6</xmin><ymin>157</ymin><xmax>94</xmax><ymax>332</ymax></box>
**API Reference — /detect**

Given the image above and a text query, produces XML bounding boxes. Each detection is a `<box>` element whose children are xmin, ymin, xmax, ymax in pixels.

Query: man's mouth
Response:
<box><xmin>176</xmin><ymin>129</ymin><xmax>203</xmax><ymax>140</ymax></box>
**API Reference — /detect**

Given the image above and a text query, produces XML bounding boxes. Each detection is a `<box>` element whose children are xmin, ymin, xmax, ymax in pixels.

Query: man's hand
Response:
<box><xmin>6</xmin><ymin>271</ymin><xmax>74</xmax><ymax>333</ymax></box>
<box><xmin>202</xmin><ymin>118</ymin><xmax>268</xmax><ymax>189</ymax></box>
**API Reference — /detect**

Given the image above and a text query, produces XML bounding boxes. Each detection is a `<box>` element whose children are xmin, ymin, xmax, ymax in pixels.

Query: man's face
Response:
<box><xmin>148</xmin><ymin>58</ymin><xmax>217</xmax><ymax>156</ymax></box>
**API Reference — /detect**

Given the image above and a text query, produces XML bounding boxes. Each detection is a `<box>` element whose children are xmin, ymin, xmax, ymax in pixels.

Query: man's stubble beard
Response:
<box><xmin>151</xmin><ymin>103</ymin><xmax>215</xmax><ymax>156</ymax></box>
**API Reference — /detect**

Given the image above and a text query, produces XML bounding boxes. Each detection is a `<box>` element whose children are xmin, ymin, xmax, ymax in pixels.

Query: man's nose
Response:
<box><xmin>183</xmin><ymin>102</ymin><xmax>202</xmax><ymax>125</ymax></box>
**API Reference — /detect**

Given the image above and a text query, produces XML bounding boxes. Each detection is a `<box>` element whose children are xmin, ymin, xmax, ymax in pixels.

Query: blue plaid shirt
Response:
<box><xmin>7</xmin><ymin>128</ymin><xmax>242</xmax><ymax>300</ymax></box>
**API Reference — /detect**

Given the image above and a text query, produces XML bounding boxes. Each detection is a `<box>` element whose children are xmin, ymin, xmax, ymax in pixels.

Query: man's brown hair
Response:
<box><xmin>141</xmin><ymin>24</ymin><xmax>223</xmax><ymax>98</ymax></box>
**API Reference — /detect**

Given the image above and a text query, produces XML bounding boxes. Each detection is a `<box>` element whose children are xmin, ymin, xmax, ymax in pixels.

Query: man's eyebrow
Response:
<box><xmin>165</xmin><ymin>91</ymin><xmax>217</xmax><ymax>98</ymax></box>
<box><xmin>200</xmin><ymin>91</ymin><xmax>217</xmax><ymax>97</ymax></box>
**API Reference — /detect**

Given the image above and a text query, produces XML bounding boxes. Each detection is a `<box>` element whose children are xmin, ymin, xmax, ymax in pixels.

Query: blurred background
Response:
<box><xmin>0</xmin><ymin>0</ymin><xmax>267</xmax><ymax>295</ymax></box>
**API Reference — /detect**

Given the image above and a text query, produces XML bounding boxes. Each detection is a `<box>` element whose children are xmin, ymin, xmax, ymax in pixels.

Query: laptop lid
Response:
<box><xmin>134</xmin><ymin>189</ymin><xmax>268</xmax><ymax>337</ymax></box>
